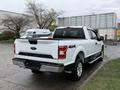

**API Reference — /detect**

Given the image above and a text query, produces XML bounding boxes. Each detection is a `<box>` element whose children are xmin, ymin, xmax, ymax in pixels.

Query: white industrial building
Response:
<box><xmin>57</xmin><ymin>13</ymin><xmax>117</xmax><ymax>40</ymax></box>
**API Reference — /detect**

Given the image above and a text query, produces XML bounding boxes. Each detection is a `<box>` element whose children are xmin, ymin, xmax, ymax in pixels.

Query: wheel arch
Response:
<box><xmin>75</xmin><ymin>51</ymin><xmax>85</xmax><ymax>64</ymax></box>
<box><xmin>72</xmin><ymin>46</ymin><xmax>86</xmax><ymax>65</ymax></box>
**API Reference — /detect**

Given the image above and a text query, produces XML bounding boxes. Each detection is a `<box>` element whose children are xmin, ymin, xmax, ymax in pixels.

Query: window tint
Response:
<box><xmin>87</xmin><ymin>30</ymin><xmax>92</xmax><ymax>39</ymax></box>
<box><xmin>91</xmin><ymin>31</ymin><xmax>97</xmax><ymax>39</ymax></box>
<box><xmin>53</xmin><ymin>28</ymin><xmax>85</xmax><ymax>39</ymax></box>
<box><xmin>88</xmin><ymin>29</ymin><xmax>97</xmax><ymax>39</ymax></box>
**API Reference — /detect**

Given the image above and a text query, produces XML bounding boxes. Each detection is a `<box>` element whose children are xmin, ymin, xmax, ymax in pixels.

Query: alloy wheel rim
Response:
<box><xmin>77</xmin><ymin>62</ymin><xmax>83</xmax><ymax>77</ymax></box>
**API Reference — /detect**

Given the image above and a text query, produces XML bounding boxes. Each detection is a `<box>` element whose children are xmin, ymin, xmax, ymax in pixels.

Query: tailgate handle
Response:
<box><xmin>29</xmin><ymin>39</ymin><xmax>37</xmax><ymax>44</ymax></box>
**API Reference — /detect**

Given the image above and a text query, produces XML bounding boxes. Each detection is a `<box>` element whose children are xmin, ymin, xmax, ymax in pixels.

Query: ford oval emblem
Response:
<box><xmin>31</xmin><ymin>47</ymin><xmax>37</xmax><ymax>50</ymax></box>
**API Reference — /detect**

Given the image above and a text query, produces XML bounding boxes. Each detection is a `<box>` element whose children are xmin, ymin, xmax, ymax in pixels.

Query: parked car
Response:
<box><xmin>21</xmin><ymin>29</ymin><xmax>52</xmax><ymax>38</ymax></box>
<box><xmin>12</xmin><ymin>26</ymin><xmax>104</xmax><ymax>81</ymax></box>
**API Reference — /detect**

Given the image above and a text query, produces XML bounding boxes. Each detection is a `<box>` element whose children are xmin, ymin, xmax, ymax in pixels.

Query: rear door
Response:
<box><xmin>90</xmin><ymin>30</ymin><xmax>102</xmax><ymax>53</ymax></box>
<box><xmin>87</xmin><ymin>29</ymin><xmax>98</xmax><ymax>55</ymax></box>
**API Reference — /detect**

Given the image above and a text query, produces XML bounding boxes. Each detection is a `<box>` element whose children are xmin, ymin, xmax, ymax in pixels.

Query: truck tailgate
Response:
<box><xmin>15</xmin><ymin>39</ymin><xmax>59</xmax><ymax>60</ymax></box>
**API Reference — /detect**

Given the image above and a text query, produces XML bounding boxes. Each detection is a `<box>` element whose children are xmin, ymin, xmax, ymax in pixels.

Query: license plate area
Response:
<box><xmin>25</xmin><ymin>60</ymin><xmax>41</xmax><ymax>70</ymax></box>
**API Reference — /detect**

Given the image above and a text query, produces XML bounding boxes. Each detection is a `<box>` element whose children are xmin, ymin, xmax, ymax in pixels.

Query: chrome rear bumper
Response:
<box><xmin>12</xmin><ymin>58</ymin><xmax>64</xmax><ymax>73</ymax></box>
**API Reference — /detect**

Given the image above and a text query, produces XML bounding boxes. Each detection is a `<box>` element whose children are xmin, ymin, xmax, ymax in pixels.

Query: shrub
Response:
<box><xmin>0</xmin><ymin>30</ymin><xmax>15</xmax><ymax>41</ymax></box>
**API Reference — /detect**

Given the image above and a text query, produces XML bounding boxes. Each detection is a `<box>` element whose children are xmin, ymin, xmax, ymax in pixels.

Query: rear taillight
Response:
<box><xmin>58</xmin><ymin>46</ymin><xmax>68</xmax><ymax>59</ymax></box>
<box><xmin>13</xmin><ymin>43</ymin><xmax>15</xmax><ymax>54</ymax></box>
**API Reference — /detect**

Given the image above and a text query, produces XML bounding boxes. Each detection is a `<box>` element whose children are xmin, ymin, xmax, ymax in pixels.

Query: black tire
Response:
<box><xmin>71</xmin><ymin>54</ymin><xmax>84</xmax><ymax>81</ymax></box>
<box><xmin>31</xmin><ymin>69</ymin><xmax>42</xmax><ymax>74</ymax></box>
<box><xmin>99</xmin><ymin>47</ymin><xmax>104</xmax><ymax>61</ymax></box>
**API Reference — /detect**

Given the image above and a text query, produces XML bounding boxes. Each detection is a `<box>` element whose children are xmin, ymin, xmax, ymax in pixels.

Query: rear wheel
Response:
<box><xmin>71</xmin><ymin>54</ymin><xmax>84</xmax><ymax>81</ymax></box>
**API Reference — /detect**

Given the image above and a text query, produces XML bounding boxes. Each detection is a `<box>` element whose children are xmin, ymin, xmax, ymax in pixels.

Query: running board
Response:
<box><xmin>88</xmin><ymin>56</ymin><xmax>102</xmax><ymax>64</ymax></box>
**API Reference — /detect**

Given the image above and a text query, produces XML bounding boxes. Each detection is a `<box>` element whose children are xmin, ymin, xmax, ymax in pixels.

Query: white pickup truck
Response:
<box><xmin>12</xmin><ymin>26</ymin><xmax>104</xmax><ymax>81</ymax></box>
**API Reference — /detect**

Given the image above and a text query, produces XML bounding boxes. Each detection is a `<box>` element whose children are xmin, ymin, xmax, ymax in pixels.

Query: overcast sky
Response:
<box><xmin>0</xmin><ymin>0</ymin><xmax>120</xmax><ymax>18</ymax></box>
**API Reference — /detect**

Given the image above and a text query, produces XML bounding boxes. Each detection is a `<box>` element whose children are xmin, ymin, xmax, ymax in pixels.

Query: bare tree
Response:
<box><xmin>1</xmin><ymin>15</ymin><xmax>30</xmax><ymax>38</ymax></box>
<box><xmin>26</xmin><ymin>1</ymin><xmax>61</xmax><ymax>29</ymax></box>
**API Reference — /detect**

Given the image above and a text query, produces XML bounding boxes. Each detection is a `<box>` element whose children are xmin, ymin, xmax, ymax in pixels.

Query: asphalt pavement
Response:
<box><xmin>0</xmin><ymin>43</ymin><xmax>120</xmax><ymax>90</ymax></box>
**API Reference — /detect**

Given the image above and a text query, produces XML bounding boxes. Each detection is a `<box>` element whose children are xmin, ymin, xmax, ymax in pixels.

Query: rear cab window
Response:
<box><xmin>87</xmin><ymin>29</ymin><xmax>98</xmax><ymax>39</ymax></box>
<box><xmin>53</xmin><ymin>27</ymin><xmax>86</xmax><ymax>39</ymax></box>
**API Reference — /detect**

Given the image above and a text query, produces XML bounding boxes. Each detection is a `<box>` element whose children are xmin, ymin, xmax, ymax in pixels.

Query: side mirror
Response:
<box><xmin>98</xmin><ymin>36</ymin><xmax>104</xmax><ymax>41</ymax></box>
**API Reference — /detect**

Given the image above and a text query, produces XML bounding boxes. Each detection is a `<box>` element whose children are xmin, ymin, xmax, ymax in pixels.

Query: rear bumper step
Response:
<box><xmin>12</xmin><ymin>58</ymin><xmax>64</xmax><ymax>73</ymax></box>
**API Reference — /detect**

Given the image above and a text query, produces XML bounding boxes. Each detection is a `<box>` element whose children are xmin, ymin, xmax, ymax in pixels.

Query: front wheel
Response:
<box><xmin>99</xmin><ymin>48</ymin><xmax>104</xmax><ymax>61</ymax></box>
<box><xmin>71</xmin><ymin>55</ymin><xmax>84</xmax><ymax>81</ymax></box>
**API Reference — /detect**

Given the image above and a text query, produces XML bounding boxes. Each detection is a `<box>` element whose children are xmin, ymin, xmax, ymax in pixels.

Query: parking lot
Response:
<box><xmin>0</xmin><ymin>43</ymin><xmax>120</xmax><ymax>90</ymax></box>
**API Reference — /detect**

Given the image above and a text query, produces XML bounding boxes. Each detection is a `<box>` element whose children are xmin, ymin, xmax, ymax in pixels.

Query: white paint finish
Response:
<box><xmin>14</xmin><ymin>26</ymin><xmax>103</xmax><ymax>67</ymax></box>
<box><xmin>58</xmin><ymin>40</ymin><xmax>92</xmax><ymax>65</ymax></box>
<box><xmin>15</xmin><ymin>39</ymin><xmax>59</xmax><ymax>59</ymax></box>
